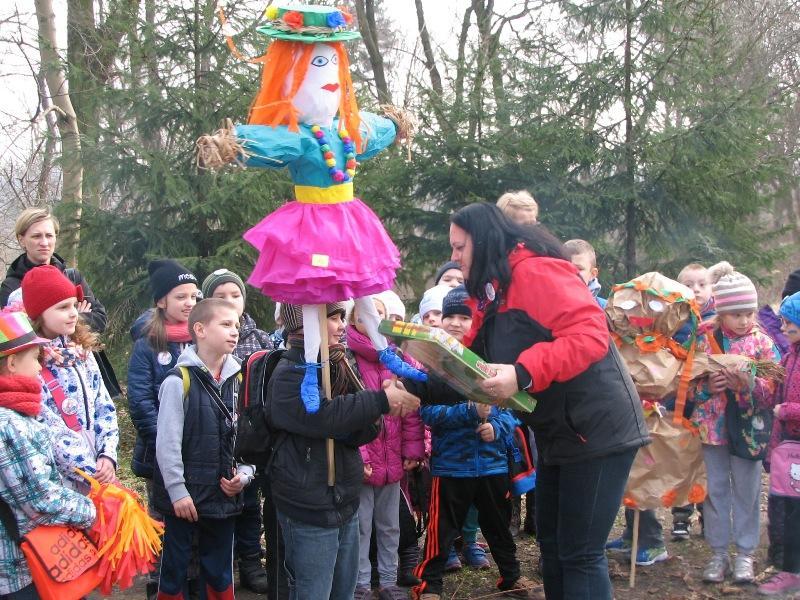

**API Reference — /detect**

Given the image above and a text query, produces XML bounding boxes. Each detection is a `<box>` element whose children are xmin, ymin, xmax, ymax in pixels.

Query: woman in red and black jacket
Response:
<box><xmin>447</xmin><ymin>203</ymin><xmax>649</xmax><ymax>600</ymax></box>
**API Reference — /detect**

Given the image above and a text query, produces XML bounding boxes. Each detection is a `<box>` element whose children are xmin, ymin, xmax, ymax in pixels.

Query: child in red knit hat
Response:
<box><xmin>20</xmin><ymin>265</ymin><xmax>119</xmax><ymax>492</ymax></box>
<box><xmin>0</xmin><ymin>310</ymin><xmax>96</xmax><ymax>597</ymax></box>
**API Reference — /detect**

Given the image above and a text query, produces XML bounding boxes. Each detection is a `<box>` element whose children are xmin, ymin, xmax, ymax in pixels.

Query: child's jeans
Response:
<box><xmin>462</xmin><ymin>505</ymin><xmax>480</xmax><ymax>544</ymax></box>
<box><xmin>770</xmin><ymin>495</ymin><xmax>800</xmax><ymax>573</ymax></box>
<box><xmin>621</xmin><ymin>508</ymin><xmax>664</xmax><ymax>548</ymax></box>
<box><xmin>277</xmin><ymin>510</ymin><xmax>360</xmax><ymax>600</ymax></box>
<box><xmin>235</xmin><ymin>471</ymin><xmax>266</xmax><ymax>560</ymax></box>
<box><xmin>702</xmin><ymin>444</ymin><xmax>762</xmax><ymax>554</ymax></box>
<box><xmin>159</xmin><ymin>514</ymin><xmax>236</xmax><ymax>599</ymax></box>
<box><xmin>358</xmin><ymin>482</ymin><xmax>401</xmax><ymax>588</ymax></box>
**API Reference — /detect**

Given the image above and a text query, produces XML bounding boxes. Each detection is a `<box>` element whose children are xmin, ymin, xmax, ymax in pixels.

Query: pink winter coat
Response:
<box><xmin>768</xmin><ymin>342</ymin><xmax>800</xmax><ymax>459</ymax></box>
<box><xmin>346</xmin><ymin>326</ymin><xmax>425</xmax><ymax>486</ymax></box>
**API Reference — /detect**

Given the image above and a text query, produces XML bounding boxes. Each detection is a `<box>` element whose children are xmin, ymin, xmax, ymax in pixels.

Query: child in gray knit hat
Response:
<box><xmin>202</xmin><ymin>268</ymin><xmax>272</xmax><ymax>360</ymax></box>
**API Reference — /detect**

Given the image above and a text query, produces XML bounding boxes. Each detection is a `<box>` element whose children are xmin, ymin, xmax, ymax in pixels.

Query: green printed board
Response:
<box><xmin>379</xmin><ymin>320</ymin><xmax>536</xmax><ymax>413</ymax></box>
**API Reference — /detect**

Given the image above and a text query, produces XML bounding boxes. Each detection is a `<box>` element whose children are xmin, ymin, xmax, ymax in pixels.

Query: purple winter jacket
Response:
<box><xmin>346</xmin><ymin>325</ymin><xmax>425</xmax><ymax>486</ymax></box>
<box><xmin>759</xmin><ymin>304</ymin><xmax>790</xmax><ymax>356</ymax></box>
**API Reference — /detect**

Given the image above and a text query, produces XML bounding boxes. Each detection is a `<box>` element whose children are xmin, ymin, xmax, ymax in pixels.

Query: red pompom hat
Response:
<box><xmin>21</xmin><ymin>265</ymin><xmax>84</xmax><ymax>320</ymax></box>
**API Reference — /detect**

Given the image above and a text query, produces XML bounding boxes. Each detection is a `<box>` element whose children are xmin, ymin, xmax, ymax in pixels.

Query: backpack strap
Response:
<box><xmin>179</xmin><ymin>366</ymin><xmax>191</xmax><ymax>398</ymax></box>
<box><xmin>40</xmin><ymin>368</ymin><xmax>81</xmax><ymax>432</ymax></box>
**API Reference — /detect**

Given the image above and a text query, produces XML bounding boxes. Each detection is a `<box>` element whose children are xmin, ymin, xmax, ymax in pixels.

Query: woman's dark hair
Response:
<box><xmin>450</xmin><ymin>202</ymin><xmax>566</xmax><ymax>301</ymax></box>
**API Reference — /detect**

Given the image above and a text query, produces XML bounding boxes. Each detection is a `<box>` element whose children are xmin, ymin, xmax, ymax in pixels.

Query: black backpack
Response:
<box><xmin>234</xmin><ymin>348</ymin><xmax>286</xmax><ymax>466</ymax></box>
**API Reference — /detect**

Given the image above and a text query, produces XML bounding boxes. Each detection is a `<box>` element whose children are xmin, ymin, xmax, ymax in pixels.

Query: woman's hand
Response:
<box><xmin>77</xmin><ymin>299</ymin><xmax>92</xmax><ymax>314</ymax></box>
<box><xmin>363</xmin><ymin>463</ymin><xmax>373</xmax><ymax>480</ymax></box>
<box><xmin>480</xmin><ymin>363</ymin><xmax>520</xmax><ymax>399</ymax></box>
<box><xmin>94</xmin><ymin>457</ymin><xmax>116</xmax><ymax>483</ymax></box>
<box><xmin>774</xmin><ymin>403</ymin><xmax>784</xmax><ymax>419</ymax></box>
<box><xmin>383</xmin><ymin>377</ymin><xmax>421</xmax><ymax>417</ymax></box>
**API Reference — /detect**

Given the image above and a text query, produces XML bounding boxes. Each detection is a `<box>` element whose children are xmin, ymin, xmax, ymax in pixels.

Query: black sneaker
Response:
<box><xmin>672</xmin><ymin>520</ymin><xmax>690</xmax><ymax>541</ymax></box>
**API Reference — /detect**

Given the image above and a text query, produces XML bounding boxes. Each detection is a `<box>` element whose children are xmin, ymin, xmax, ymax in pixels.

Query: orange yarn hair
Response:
<box><xmin>248</xmin><ymin>40</ymin><xmax>364</xmax><ymax>153</ymax></box>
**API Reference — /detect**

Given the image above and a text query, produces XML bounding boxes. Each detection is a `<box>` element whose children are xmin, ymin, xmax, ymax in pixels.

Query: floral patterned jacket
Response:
<box><xmin>38</xmin><ymin>336</ymin><xmax>119</xmax><ymax>488</ymax></box>
<box><xmin>691</xmin><ymin>323</ymin><xmax>780</xmax><ymax>446</ymax></box>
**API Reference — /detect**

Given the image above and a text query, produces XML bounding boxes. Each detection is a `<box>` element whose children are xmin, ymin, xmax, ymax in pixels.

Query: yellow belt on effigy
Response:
<box><xmin>294</xmin><ymin>183</ymin><xmax>354</xmax><ymax>204</ymax></box>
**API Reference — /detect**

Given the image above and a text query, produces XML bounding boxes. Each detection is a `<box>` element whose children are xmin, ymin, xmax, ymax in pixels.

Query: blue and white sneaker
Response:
<box><xmin>635</xmin><ymin>546</ymin><xmax>669</xmax><ymax>566</ymax></box>
<box><xmin>604</xmin><ymin>537</ymin><xmax>632</xmax><ymax>554</ymax></box>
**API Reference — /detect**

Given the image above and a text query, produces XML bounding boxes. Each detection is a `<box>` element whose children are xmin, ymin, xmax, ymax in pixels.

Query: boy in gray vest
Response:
<box><xmin>153</xmin><ymin>298</ymin><xmax>255</xmax><ymax>600</ymax></box>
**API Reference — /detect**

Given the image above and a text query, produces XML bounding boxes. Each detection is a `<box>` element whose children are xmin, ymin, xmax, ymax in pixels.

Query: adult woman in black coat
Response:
<box><xmin>2</xmin><ymin>207</ymin><xmax>106</xmax><ymax>331</ymax></box>
<box><xmin>2</xmin><ymin>207</ymin><xmax>119</xmax><ymax>396</ymax></box>
<box><xmin>446</xmin><ymin>203</ymin><xmax>648</xmax><ymax>599</ymax></box>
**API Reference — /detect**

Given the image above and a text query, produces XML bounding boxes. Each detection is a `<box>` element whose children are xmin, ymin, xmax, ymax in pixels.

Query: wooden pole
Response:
<box><xmin>318</xmin><ymin>304</ymin><xmax>335</xmax><ymax>487</ymax></box>
<box><xmin>629</xmin><ymin>509</ymin><xmax>640</xmax><ymax>588</ymax></box>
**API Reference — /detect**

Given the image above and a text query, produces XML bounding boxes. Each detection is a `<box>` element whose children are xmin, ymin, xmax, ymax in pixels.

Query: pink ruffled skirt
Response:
<box><xmin>243</xmin><ymin>198</ymin><xmax>400</xmax><ymax>304</ymax></box>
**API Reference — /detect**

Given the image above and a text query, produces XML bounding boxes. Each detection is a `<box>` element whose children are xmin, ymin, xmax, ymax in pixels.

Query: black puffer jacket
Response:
<box><xmin>409</xmin><ymin>246</ymin><xmax>649</xmax><ymax>466</ymax></box>
<box><xmin>267</xmin><ymin>346</ymin><xmax>387</xmax><ymax>528</ymax></box>
<box><xmin>1</xmin><ymin>252</ymin><xmax>107</xmax><ymax>333</ymax></box>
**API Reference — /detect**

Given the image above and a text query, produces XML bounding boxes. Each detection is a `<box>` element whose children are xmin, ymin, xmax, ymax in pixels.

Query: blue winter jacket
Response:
<box><xmin>421</xmin><ymin>403</ymin><xmax>519</xmax><ymax>478</ymax></box>
<box><xmin>127</xmin><ymin>310</ymin><xmax>187</xmax><ymax>478</ymax></box>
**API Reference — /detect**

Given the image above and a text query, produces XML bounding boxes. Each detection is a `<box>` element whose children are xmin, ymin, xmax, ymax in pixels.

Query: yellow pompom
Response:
<box><xmin>310</xmin><ymin>125</ymin><xmax>321</xmax><ymax>133</ymax></box>
<box><xmin>346</xmin><ymin>169</ymin><xmax>356</xmax><ymax>177</ymax></box>
<box><xmin>339</xmin><ymin>129</ymin><xmax>349</xmax><ymax>138</ymax></box>
<box><xmin>325</xmin><ymin>158</ymin><xmax>336</xmax><ymax>167</ymax></box>
<box><xmin>265</xmin><ymin>5</ymin><xmax>279</xmax><ymax>20</ymax></box>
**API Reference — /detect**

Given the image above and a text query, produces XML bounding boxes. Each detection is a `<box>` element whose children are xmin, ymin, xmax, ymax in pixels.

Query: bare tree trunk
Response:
<box><xmin>67</xmin><ymin>0</ymin><xmax>139</xmax><ymax>206</ymax></box>
<box><xmin>472</xmin><ymin>0</ymin><xmax>508</xmax><ymax>126</ymax></box>
<box><xmin>36</xmin><ymin>68</ymin><xmax>58</xmax><ymax>202</ymax></box>
<box><xmin>623</xmin><ymin>0</ymin><xmax>637</xmax><ymax>278</ymax></box>
<box><xmin>454</xmin><ymin>6</ymin><xmax>472</xmax><ymax>111</ymax></box>
<box><xmin>414</xmin><ymin>0</ymin><xmax>443</xmax><ymax>97</ymax></box>
<box><xmin>35</xmin><ymin>0</ymin><xmax>83</xmax><ymax>265</ymax></box>
<box><xmin>355</xmin><ymin>0</ymin><xmax>392</xmax><ymax>104</ymax></box>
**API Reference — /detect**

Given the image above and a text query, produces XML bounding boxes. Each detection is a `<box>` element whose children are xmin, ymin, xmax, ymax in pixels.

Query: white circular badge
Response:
<box><xmin>157</xmin><ymin>352</ymin><xmax>173</xmax><ymax>366</ymax></box>
<box><xmin>61</xmin><ymin>397</ymin><xmax>79</xmax><ymax>416</ymax></box>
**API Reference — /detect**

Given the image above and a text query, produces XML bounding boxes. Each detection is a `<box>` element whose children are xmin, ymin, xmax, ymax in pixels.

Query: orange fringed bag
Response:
<box><xmin>10</xmin><ymin>471</ymin><xmax>164</xmax><ymax>599</ymax></box>
<box><xmin>76</xmin><ymin>471</ymin><xmax>165</xmax><ymax>595</ymax></box>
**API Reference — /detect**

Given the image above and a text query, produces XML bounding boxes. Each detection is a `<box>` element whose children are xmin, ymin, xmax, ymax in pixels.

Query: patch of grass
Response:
<box><xmin>114</xmin><ymin>391</ymin><xmax>147</xmax><ymax>497</ymax></box>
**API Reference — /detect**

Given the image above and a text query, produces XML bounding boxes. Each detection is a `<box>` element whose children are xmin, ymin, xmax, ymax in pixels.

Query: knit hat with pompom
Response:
<box><xmin>708</xmin><ymin>261</ymin><xmax>758</xmax><ymax>314</ymax></box>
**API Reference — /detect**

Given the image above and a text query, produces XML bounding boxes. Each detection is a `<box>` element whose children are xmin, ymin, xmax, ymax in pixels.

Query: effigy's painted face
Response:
<box><xmin>290</xmin><ymin>43</ymin><xmax>341</xmax><ymax>127</ymax></box>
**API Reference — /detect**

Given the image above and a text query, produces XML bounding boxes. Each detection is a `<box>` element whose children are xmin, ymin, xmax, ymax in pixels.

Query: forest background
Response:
<box><xmin>0</xmin><ymin>0</ymin><xmax>798</xmax><ymax>374</ymax></box>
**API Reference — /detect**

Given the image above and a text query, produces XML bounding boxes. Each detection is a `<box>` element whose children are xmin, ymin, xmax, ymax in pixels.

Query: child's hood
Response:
<box><xmin>345</xmin><ymin>324</ymin><xmax>379</xmax><ymax>362</ymax></box>
<box><xmin>175</xmin><ymin>344</ymin><xmax>241</xmax><ymax>381</ymax></box>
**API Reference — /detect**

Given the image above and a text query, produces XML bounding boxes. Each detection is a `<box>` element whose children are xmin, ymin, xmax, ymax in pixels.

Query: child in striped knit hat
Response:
<box><xmin>692</xmin><ymin>261</ymin><xmax>781</xmax><ymax>585</ymax></box>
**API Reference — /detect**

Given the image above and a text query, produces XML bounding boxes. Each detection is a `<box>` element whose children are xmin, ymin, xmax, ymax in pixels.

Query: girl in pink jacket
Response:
<box><xmin>348</xmin><ymin>297</ymin><xmax>425</xmax><ymax>599</ymax></box>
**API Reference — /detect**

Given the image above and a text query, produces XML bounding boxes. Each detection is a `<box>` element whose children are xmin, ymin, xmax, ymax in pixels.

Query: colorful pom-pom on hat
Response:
<box><xmin>258</xmin><ymin>4</ymin><xmax>360</xmax><ymax>43</ymax></box>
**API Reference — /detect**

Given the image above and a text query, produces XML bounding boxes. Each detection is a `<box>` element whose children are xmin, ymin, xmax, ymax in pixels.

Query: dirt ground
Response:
<box><xmin>103</xmin><ymin>401</ymin><xmax>781</xmax><ymax>599</ymax></box>
<box><xmin>92</xmin><ymin>500</ymin><xmax>781</xmax><ymax>600</ymax></box>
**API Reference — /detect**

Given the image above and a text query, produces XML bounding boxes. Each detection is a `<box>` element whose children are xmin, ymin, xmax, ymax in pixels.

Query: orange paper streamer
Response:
<box><xmin>76</xmin><ymin>470</ymin><xmax>164</xmax><ymax>595</ymax></box>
